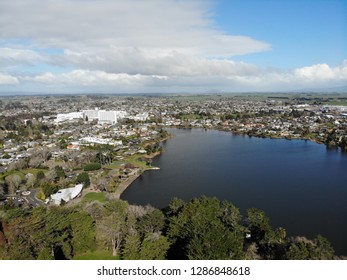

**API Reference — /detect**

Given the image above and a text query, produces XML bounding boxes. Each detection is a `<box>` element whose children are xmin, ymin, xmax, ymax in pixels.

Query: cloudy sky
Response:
<box><xmin>0</xmin><ymin>0</ymin><xmax>346</xmax><ymax>94</ymax></box>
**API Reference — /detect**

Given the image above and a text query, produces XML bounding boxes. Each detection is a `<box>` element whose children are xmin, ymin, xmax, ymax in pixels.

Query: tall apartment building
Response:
<box><xmin>82</xmin><ymin>108</ymin><xmax>127</xmax><ymax>124</ymax></box>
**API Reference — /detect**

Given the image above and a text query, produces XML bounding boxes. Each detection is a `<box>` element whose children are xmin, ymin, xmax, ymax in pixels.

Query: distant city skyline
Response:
<box><xmin>0</xmin><ymin>0</ymin><xmax>346</xmax><ymax>94</ymax></box>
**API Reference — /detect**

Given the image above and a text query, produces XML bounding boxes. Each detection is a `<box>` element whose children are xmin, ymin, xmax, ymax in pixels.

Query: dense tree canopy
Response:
<box><xmin>0</xmin><ymin>196</ymin><xmax>338</xmax><ymax>260</ymax></box>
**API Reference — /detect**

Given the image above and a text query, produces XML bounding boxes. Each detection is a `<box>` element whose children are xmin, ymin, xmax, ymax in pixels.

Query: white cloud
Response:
<box><xmin>0</xmin><ymin>48</ymin><xmax>44</xmax><ymax>67</ymax></box>
<box><xmin>55</xmin><ymin>48</ymin><xmax>260</xmax><ymax>77</ymax></box>
<box><xmin>0</xmin><ymin>73</ymin><xmax>19</xmax><ymax>85</ymax></box>
<box><xmin>295</xmin><ymin>62</ymin><xmax>347</xmax><ymax>81</ymax></box>
<box><xmin>220</xmin><ymin>62</ymin><xmax>347</xmax><ymax>91</ymax></box>
<box><xmin>24</xmin><ymin>69</ymin><xmax>168</xmax><ymax>87</ymax></box>
<box><xmin>0</xmin><ymin>0</ymin><xmax>270</xmax><ymax>56</ymax></box>
<box><xmin>0</xmin><ymin>0</ymin><xmax>273</xmax><ymax>92</ymax></box>
<box><xmin>18</xmin><ymin>60</ymin><xmax>346</xmax><ymax>92</ymax></box>
<box><xmin>0</xmin><ymin>0</ymin><xmax>346</xmax><ymax>93</ymax></box>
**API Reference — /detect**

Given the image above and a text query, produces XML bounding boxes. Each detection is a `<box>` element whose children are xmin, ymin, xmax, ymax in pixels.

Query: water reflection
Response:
<box><xmin>122</xmin><ymin>129</ymin><xmax>347</xmax><ymax>254</ymax></box>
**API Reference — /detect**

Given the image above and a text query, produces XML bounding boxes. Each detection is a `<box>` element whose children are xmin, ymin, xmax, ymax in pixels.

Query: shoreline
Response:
<box><xmin>114</xmin><ymin>134</ymin><xmax>172</xmax><ymax>199</ymax></box>
<box><xmin>114</xmin><ymin>166</ymin><xmax>162</xmax><ymax>199</ymax></box>
<box><xmin>170</xmin><ymin>125</ymin><xmax>329</xmax><ymax>147</ymax></box>
<box><xmin>114</xmin><ymin>126</ymin><xmax>338</xmax><ymax>200</ymax></box>
<box><xmin>114</xmin><ymin>172</ymin><xmax>141</xmax><ymax>199</ymax></box>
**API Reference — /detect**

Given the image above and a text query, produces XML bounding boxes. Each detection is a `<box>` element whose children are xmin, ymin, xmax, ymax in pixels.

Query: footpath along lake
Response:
<box><xmin>122</xmin><ymin>128</ymin><xmax>347</xmax><ymax>255</ymax></box>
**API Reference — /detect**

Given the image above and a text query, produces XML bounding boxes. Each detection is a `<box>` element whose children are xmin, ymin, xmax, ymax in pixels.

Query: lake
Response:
<box><xmin>121</xmin><ymin>128</ymin><xmax>347</xmax><ymax>255</ymax></box>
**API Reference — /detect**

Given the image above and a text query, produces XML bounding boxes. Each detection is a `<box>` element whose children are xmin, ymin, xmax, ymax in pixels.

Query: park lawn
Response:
<box><xmin>72</xmin><ymin>250</ymin><xmax>120</xmax><ymax>260</ymax></box>
<box><xmin>83</xmin><ymin>192</ymin><xmax>106</xmax><ymax>203</ymax></box>
<box><xmin>103</xmin><ymin>162</ymin><xmax>122</xmax><ymax>169</ymax></box>
<box><xmin>0</xmin><ymin>168</ymin><xmax>50</xmax><ymax>181</ymax></box>
<box><xmin>304</xmin><ymin>133</ymin><xmax>318</xmax><ymax>139</ymax></box>
<box><xmin>126</xmin><ymin>155</ymin><xmax>149</xmax><ymax>169</ymax></box>
<box><xmin>0</xmin><ymin>170</ymin><xmax>26</xmax><ymax>181</ymax></box>
<box><xmin>21</xmin><ymin>168</ymin><xmax>48</xmax><ymax>176</ymax></box>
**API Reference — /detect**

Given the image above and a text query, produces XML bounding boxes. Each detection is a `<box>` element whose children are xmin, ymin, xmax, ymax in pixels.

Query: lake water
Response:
<box><xmin>121</xmin><ymin>128</ymin><xmax>347</xmax><ymax>255</ymax></box>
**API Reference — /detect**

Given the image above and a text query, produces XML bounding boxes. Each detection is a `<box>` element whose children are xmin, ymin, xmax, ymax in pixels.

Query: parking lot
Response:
<box><xmin>4</xmin><ymin>189</ymin><xmax>44</xmax><ymax>208</ymax></box>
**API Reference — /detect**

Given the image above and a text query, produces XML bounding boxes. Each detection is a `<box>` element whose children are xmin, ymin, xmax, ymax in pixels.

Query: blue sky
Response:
<box><xmin>0</xmin><ymin>0</ymin><xmax>346</xmax><ymax>93</ymax></box>
<box><xmin>213</xmin><ymin>0</ymin><xmax>347</xmax><ymax>68</ymax></box>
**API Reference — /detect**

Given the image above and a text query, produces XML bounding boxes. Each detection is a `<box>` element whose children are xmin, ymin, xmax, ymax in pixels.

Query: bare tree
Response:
<box><xmin>5</xmin><ymin>174</ymin><xmax>22</xmax><ymax>194</ymax></box>
<box><xmin>94</xmin><ymin>177</ymin><xmax>109</xmax><ymax>192</ymax></box>
<box><xmin>29</xmin><ymin>156</ymin><xmax>43</xmax><ymax>168</ymax></box>
<box><xmin>25</xmin><ymin>173</ymin><xmax>35</xmax><ymax>189</ymax></box>
<box><xmin>84</xmin><ymin>200</ymin><xmax>104</xmax><ymax>220</ymax></box>
<box><xmin>7</xmin><ymin>159</ymin><xmax>29</xmax><ymax>171</ymax></box>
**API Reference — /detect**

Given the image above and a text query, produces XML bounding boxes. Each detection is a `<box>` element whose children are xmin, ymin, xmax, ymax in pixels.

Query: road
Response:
<box><xmin>24</xmin><ymin>189</ymin><xmax>44</xmax><ymax>207</ymax></box>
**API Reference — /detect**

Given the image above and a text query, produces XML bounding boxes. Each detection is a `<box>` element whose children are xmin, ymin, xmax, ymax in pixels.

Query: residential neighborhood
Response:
<box><xmin>1</xmin><ymin>94</ymin><xmax>346</xmax><ymax>209</ymax></box>
<box><xmin>0</xmin><ymin>93</ymin><xmax>346</xmax><ymax>261</ymax></box>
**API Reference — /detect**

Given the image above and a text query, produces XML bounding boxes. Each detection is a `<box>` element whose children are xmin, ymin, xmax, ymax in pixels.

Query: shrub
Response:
<box><xmin>77</xmin><ymin>172</ymin><xmax>90</xmax><ymax>187</ymax></box>
<box><xmin>83</xmin><ymin>163</ymin><xmax>101</xmax><ymax>171</ymax></box>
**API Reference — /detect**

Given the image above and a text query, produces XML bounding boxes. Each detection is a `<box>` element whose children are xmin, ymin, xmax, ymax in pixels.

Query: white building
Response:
<box><xmin>83</xmin><ymin>109</ymin><xmax>99</xmax><ymax>121</ymax></box>
<box><xmin>82</xmin><ymin>109</ymin><xmax>127</xmax><ymax>124</ymax></box>
<box><xmin>131</xmin><ymin>112</ymin><xmax>149</xmax><ymax>121</ymax></box>
<box><xmin>55</xmin><ymin>112</ymin><xmax>83</xmax><ymax>123</ymax></box>
<box><xmin>98</xmin><ymin>110</ymin><xmax>117</xmax><ymax>124</ymax></box>
<box><xmin>115</xmin><ymin>111</ymin><xmax>128</xmax><ymax>119</ymax></box>
<box><xmin>49</xmin><ymin>184</ymin><xmax>83</xmax><ymax>205</ymax></box>
<box><xmin>80</xmin><ymin>136</ymin><xmax>122</xmax><ymax>146</ymax></box>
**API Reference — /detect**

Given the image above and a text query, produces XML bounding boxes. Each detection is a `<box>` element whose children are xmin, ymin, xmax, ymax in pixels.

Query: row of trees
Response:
<box><xmin>0</xmin><ymin>196</ymin><xmax>336</xmax><ymax>260</ymax></box>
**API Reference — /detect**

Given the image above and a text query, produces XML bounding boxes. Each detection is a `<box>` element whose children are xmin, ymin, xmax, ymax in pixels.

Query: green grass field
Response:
<box><xmin>126</xmin><ymin>155</ymin><xmax>149</xmax><ymax>169</ymax></box>
<box><xmin>0</xmin><ymin>170</ymin><xmax>26</xmax><ymax>181</ymax></box>
<box><xmin>103</xmin><ymin>162</ymin><xmax>122</xmax><ymax>169</ymax></box>
<box><xmin>72</xmin><ymin>250</ymin><xmax>120</xmax><ymax>260</ymax></box>
<box><xmin>323</xmin><ymin>100</ymin><xmax>347</xmax><ymax>106</ymax></box>
<box><xmin>83</xmin><ymin>192</ymin><xmax>106</xmax><ymax>203</ymax></box>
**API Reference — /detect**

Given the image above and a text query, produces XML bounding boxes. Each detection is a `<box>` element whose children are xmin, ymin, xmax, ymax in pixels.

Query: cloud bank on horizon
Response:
<box><xmin>0</xmin><ymin>0</ymin><xmax>346</xmax><ymax>93</ymax></box>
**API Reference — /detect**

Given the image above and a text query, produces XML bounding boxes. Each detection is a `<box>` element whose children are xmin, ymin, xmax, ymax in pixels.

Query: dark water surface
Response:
<box><xmin>122</xmin><ymin>128</ymin><xmax>347</xmax><ymax>255</ymax></box>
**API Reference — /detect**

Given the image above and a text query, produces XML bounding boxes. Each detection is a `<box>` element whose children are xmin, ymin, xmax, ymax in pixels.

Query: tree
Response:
<box><xmin>220</xmin><ymin>200</ymin><xmax>243</xmax><ymax>233</ymax></box>
<box><xmin>275</xmin><ymin>227</ymin><xmax>287</xmax><ymax>244</ymax></box>
<box><xmin>166</xmin><ymin>197</ymin><xmax>185</xmax><ymax>216</ymax></box>
<box><xmin>186</xmin><ymin>217</ymin><xmax>244</xmax><ymax>260</ymax></box>
<box><xmin>69</xmin><ymin>211</ymin><xmax>96</xmax><ymax>255</ymax></box>
<box><xmin>137</xmin><ymin>209</ymin><xmax>165</xmax><ymax>235</ymax></box>
<box><xmin>55</xmin><ymin>166</ymin><xmax>66</xmax><ymax>179</ymax></box>
<box><xmin>25</xmin><ymin>173</ymin><xmax>36</xmax><ymax>189</ymax></box>
<box><xmin>41</xmin><ymin>182</ymin><xmax>59</xmax><ymax>197</ymax></box>
<box><xmin>36</xmin><ymin>171</ymin><xmax>45</xmax><ymax>182</ymax></box>
<box><xmin>83</xmin><ymin>162</ymin><xmax>101</xmax><ymax>171</ymax></box>
<box><xmin>37</xmin><ymin>247</ymin><xmax>54</xmax><ymax>260</ymax></box>
<box><xmin>122</xmin><ymin>232</ymin><xmax>141</xmax><ymax>260</ymax></box>
<box><xmin>0</xmin><ymin>181</ymin><xmax>5</xmax><ymax>199</ymax></box>
<box><xmin>246</xmin><ymin>208</ymin><xmax>274</xmax><ymax>243</ymax></box>
<box><xmin>285</xmin><ymin>241</ymin><xmax>310</xmax><ymax>260</ymax></box>
<box><xmin>97</xmin><ymin>200</ymin><xmax>128</xmax><ymax>257</ymax></box>
<box><xmin>46</xmin><ymin>169</ymin><xmax>57</xmax><ymax>182</ymax></box>
<box><xmin>84</xmin><ymin>200</ymin><xmax>104</xmax><ymax>220</ymax></box>
<box><xmin>5</xmin><ymin>120</ymin><xmax>16</xmax><ymax>131</ymax></box>
<box><xmin>139</xmin><ymin>233</ymin><xmax>170</xmax><ymax>260</ymax></box>
<box><xmin>246</xmin><ymin>208</ymin><xmax>277</xmax><ymax>259</ymax></box>
<box><xmin>245</xmin><ymin>243</ymin><xmax>261</xmax><ymax>260</ymax></box>
<box><xmin>284</xmin><ymin>235</ymin><xmax>335</xmax><ymax>260</ymax></box>
<box><xmin>95</xmin><ymin>177</ymin><xmax>108</xmax><ymax>191</ymax></box>
<box><xmin>44</xmin><ymin>207</ymin><xmax>74</xmax><ymax>259</ymax></box>
<box><xmin>5</xmin><ymin>174</ymin><xmax>22</xmax><ymax>194</ymax></box>
<box><xmin>167</xmin><ymin>196</ymin><xmax>244</xmax><ymax>260</ymax></box>
<box><xmin>2</xmin><ymin>207</ymin><xmax>46</xmax><ymax>259</ymax></box>
<box><xmin>76</xmin><ymin>172</ymin><xmax>90</xmax><ymax>187</ymax></box>
<box><xmin>313</xmin><ymin>235</ymin><xmax>334</xmax><ymax>260</ymax></box>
